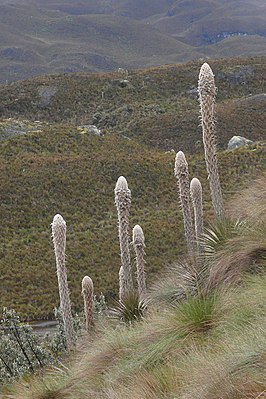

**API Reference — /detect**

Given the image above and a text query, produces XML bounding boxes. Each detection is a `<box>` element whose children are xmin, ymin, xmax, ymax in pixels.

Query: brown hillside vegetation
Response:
<box><xmin>0</xmin><ymin>3</ymin><xmax>194</xmax><ymax>83</ymax></box>
<box><xmin>0</xmin><ymin>122</ymin><xmax>264</xmax><ymax>319</ymax></box>
<box><xmin>0</xmin><ymin>57</ymin><xmax>265</xmax><ymax>153</ymax></box>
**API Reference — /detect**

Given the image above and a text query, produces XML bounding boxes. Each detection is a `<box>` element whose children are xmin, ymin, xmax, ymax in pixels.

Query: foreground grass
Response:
<box><xmin>4</xmin><ymin>274</ymin><xmax>266</xmax><ymax>399</ymax></box>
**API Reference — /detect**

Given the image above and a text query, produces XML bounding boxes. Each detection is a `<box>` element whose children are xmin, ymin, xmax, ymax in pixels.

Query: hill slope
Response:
<box><xmin>0</xmin><ymin>4</ymin><xmax>193</xmax><ymax>83</ymax></box>
<box><xmin>0</xmin><ymin>125</ymin><xmax>265</xmax><ymax>320</ymax></box>
<box><xmin>0</xmin><ymin>57</ymin><xmax>265</xmax><ymax>153</ymax></box>
<box><xmin>0</xmin><ymin>57</ymin><xmax>265</xmax><ymax>319</ymax></box>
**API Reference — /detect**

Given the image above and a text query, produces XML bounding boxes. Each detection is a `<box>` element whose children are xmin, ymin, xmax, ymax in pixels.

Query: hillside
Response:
<box><xmin>2</xmin><ymin>143</ymin><xmax>266</xmax><ymax>399</ymax></box>
<box><xmin>0</xmin><ymin>57</ymin><xmax>265</xmax><ymax>320</ymax></box>
<box><xmin>0</xmin><ymin>120</ymin><xmax>264</xmax><ymax>320</ymax></box>
<box><xmin>0</xmin><ymin>0</ymin><xmax>265</xmax><ymax>82</ymax></box>
<box><xmin>0</xmin><ymin>127</ymin><xmax>183</xmax><ymax>319</ymax></box>
<box><xmin>149</xmin><ymin>0</ymin><xmax>266</xmax><ymax>45</ymax></box>
<box><xmin>0</xmin><ymin>57</ymin><xmax>265</xmax><ymax>153</ymax></box>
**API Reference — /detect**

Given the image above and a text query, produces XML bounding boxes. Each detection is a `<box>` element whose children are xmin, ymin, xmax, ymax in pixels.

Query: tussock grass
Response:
<box><xmin>206</xmin><ymin>227</ymin><xmax>266</xmax><ymax>290</ymax></box>
<box><xmin>227</xmin><ymin>174</ymin><xmax>266</xmax><ymax>221</ymax></box>
<box><xmin>204</xmin><ymin>179</ymin><xmax>266</xmax><ymax>291</ymax></box>
<box><xmin>5</xmin><ymin>274</ymin><xmax>266</xmax><ymax>398</ymax></box>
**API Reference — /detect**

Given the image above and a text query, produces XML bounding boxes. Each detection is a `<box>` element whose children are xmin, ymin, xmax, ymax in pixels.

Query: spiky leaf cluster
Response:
<box><xmin>110</xmin><ymin>291</ymin><xmax>146</xmax><ymax>324</ymax></box>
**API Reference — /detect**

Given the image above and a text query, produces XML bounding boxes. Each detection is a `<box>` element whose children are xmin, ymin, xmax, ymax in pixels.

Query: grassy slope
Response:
<box><xmin>9</xmin><ymin>0</ymin><xmax>171</xmax><ymax>18</ymax></box>
<box><xmin>0</xmin><ymin>57</ymin><xmax>265</xmax><ymax>319</ymax></box>
<box><xmin>0</xmin><ymin>57</ymin><xmax>265</xmax><ymax>153</ymax></box>
<box><xmin>147</xmin><ymin>0</ymin><xmax>266</xmax><ymax>46</ymax></box>
<box><xmin>0</xmin><ymin>122</ymin><xmax>264</xmax><ymax>319</ymax></box>
<box><xmin>3</xmin><ymin>177</ymin><xmax>266</xmax><ymax>399</ymax></box>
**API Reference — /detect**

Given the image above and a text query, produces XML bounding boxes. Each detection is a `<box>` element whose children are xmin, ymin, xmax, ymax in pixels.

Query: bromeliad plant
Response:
<box><xmin>174</xmin><ymin>151</ymin><xmax>194</xmax><ymax>255</ymax></box>
<box><xmin>133</xmin><ymin>225</ymin><xmax>147</xmax><ymax>299</ymax></box>
<box><xmin>198</xmin><ymin>63</ymin><xmax>224</xmax><ymax>220</ymax></box>
<box><xmin>190</xmin><ymin>177</ymin><xmax>204</xmax><ymax>254</ymax></box>
<box><xmin>115</xmin><ymin>176</ymin><xmax>133</xmax><ymax>302</ymax></box>
<box><xmin>114</xmin><ymin>178</ymin><xmax>148</xmax><ymax>322</ymax></box>
<box><xmin>82</xmin><ymin>276</ymin><xmax>95</xmax><ymax>332</ymax></box>
<box><xmin>51</xmin><ymin>214</ymin><xmax>75</xmax><ymax>350</ymax></box>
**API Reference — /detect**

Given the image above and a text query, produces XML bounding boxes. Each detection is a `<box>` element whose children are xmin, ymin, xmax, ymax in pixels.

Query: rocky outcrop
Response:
<box><xmin>227</xmin><ymin>136</ymin><xmax>253</xmax><ymax>150</ymax></box>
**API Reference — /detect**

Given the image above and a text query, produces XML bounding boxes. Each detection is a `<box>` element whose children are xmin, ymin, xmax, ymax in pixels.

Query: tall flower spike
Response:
<box><xmin>174</xmin><ymin>151</ymin><xmax>194</xmax><ymax>254</ymax></box>
<box><xmin>114</xmin><ymin>176</ymin><xmax>133</xmax><ymax>301</ymax></box>
<box><xmin>82</xmin><ymin>276</ymin><xmax>94</xmax><ymax>331</ymax></box>
<box><xmin>133</xmin><ymin>225</ymin><xmax>146</xmax><ymax>298</ymax></box>
<box><xmin>190</xmin><ymin>178</ymin><xmax>204</xmax><ymax>253</ymax></box>
<box><xmin>118</xmin><ymin>266</ymin><xmax>125</xmax><ymax>301</ymax></box>
<box><xmin>51</xmin><ymin>214</ymin><xmax>75</xmax><ymax>350</ymax></box>
<box><xmin>198</xmin><ymin>62</ymin><xmax>224</xmax><ymax>219</ymax></box>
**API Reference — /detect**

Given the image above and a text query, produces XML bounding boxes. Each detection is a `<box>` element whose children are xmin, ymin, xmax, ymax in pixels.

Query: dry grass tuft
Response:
<box><xmin>227</xmin><ymin>174</ymin><xmax>266</xmax><ymax>221</ymax></box>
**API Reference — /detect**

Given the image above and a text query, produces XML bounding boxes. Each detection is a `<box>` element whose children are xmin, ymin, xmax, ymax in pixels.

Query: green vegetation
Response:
<box><xmin>0</xmin><ymin>307</ymin><xmax>81</xmax><ymax>385</ymax></box>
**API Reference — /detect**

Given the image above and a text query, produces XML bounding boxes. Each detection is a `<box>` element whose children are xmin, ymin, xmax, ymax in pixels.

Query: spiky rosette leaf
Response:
<box><xmin>82</xmin><ymin>276</ymin><xmax>94</xmax><ymax>331</ymax></box>
<box><xmin>114</xmin><ymin>176</ymin><xmax>133</xmax><ymax>300</ymax></box>
<box><xmin>51</xmin><ymin>214</ymin><xmax>75</xmax><ymax>350</ymax></box>
<box><xmin>174</xmin><ymin>151</ymin><xmax>194</xmax><ymax>254</ymax></box>
<box><xmin>133</xmin><ymin>225</ymin><xmax>146</xmax><ymax>298</ymax></box>
<box><xmin>110</xmin><ymin>291</ymin><xmax>146</xmax><ymax>324</ymax></box>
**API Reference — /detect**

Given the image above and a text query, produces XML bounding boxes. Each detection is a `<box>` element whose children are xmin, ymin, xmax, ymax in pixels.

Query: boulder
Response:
<box><xmin>78</xmin><ymin>125</ymin><xmax>102</xmax><ymax>136</ymax></box>
<box><xmin>227</xmin><ymin>136</ymin><xmax>253</xmax><ymax>150</ymax></box>
<box><xmin>112</xmin><ymin>79</ymin><xmax>130</xmax><ymax>88</ymax></box>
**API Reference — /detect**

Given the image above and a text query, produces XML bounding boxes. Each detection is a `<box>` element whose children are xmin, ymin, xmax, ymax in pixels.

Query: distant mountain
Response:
<box><xmin>0</xmin><ymin>0</ymin><xmax>265</xmax><ymax>82</ymax></box>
